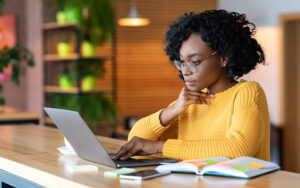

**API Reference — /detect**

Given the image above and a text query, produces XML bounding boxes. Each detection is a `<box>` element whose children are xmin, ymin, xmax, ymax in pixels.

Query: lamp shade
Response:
<box><xmin>118</xmin><ymin>4</ymin><xmax>150</xmax><ymax>26</ymax></box>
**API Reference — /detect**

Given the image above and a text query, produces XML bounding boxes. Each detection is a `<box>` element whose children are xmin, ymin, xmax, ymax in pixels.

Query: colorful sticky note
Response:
<box><xmin>66</xmin><ymin>165</ymin><xmax>98</xmax><ymax>174</ymax></box>
<box><xmin>183</xmin><ymin>159</ymin><xmax>204</xmax><ymax>163</ymax></box>
<box><xmin>216</xmin><ymin>161</ymin><xmax>230</xmax><ymax>165</ymax></box>
<box><xmin>104</xmin><ymin>168</ymin><xmax>136</xmax><ymax>178</ymax></box>
<box><xmin>247</xmin><ymin>162</ymin><xmax>265</xmax><ymax>169</ymax></box>
<box><xmin>190</xmin><ymin>159</ymin><xmax>205</xmax><ymax>163</ymax></box>
<box><xmin>233</xmin><ymin>165</ymin><xmax>250</xmax><ymax>172</ymax></box>
<box><xmin>186</xmin><ymin>161</ymin><xmax>205</xmax><ymax>169</ymax></box>
<box><xmin>219</xmin><ymin>164</ymin><xmax>232</xmax><ymax>168</ymax></box>
<box><xmin>205</xmin><ymin>159</ymin><xmax>217</xmax><ymax>165</ymax></box>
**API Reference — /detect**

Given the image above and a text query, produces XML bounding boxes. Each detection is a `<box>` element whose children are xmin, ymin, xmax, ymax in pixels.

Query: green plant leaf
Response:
<box><xmin>52</xmin><ymin>0</ymin><xmax>114</xmax><ymax>45</ymax></box>
<box><xmin>0</xmin><ymin>44</ymin><xmax>35</xmax><ymax>85</ymax></box>
<box><xmin>0</xmin><ymin>97</ymin><xmax>5</xmax><ymax>106</ymax></box>
<box><xmin>47</xmin><ymin>93</ymin><xmax>117</xmax><ymax>129</ymax></box>
<box><xmin>0</xmin><ymin>0</ymin><xmax>4</xmax><ymax>15</ymax></box>
<box><xmin>12</xmin><ymin>64</ymin><xmax>19</xmax><ymax>85</ymax></box>
<box><xmin>9</xmin><ymin>45</ymin><xmax>20</xmax><ymax>61</ymax></box>
<box><xmin>81</xmin><ymin>59</ymin><xmax>105</xmax><ymax>78</ymax></box>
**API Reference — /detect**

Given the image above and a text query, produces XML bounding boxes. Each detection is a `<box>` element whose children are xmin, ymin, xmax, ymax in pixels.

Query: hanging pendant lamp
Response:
<box><xmin>118</xmin><ymin>0</ymin><xmax>150</xmax><ymax>26</ymax></box>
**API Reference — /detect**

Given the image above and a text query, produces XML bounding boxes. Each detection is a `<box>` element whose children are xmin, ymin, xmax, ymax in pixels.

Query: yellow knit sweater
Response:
<box><xmin>128</xmin><ymin>80</ymin><xmax>270</xmax><ymax>161</ymax></box>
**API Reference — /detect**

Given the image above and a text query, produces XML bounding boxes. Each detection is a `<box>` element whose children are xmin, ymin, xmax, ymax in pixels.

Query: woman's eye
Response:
<box><xmin>192</xmin><ymin>60</ymin><xmax>201</xmax><ymax>65</ymax></box>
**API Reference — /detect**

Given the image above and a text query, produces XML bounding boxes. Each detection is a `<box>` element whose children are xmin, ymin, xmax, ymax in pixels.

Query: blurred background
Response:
<box><xmin>0</xmin><ymin>0</ymin><xmax>300</xmax><ymax>173</ymax></box>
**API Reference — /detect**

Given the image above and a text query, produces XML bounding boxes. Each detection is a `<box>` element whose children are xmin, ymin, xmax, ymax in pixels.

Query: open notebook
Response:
<box><xmin>156</xmin><ymin>156</ymin><xmax>280</xmax><ymax>179</ymax></box>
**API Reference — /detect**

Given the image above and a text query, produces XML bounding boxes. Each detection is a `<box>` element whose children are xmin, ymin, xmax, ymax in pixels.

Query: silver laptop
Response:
<box><xmin>44</xmin><ymin>107</ymin><xmax>176</xmax><ymax>168</ymax></box>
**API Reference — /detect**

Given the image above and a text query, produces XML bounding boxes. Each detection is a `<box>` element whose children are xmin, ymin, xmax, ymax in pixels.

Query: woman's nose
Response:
<box><xmin>181</xmin><ymin>65</ymin><xmax>193</xmax><ymax>76</ymax></box>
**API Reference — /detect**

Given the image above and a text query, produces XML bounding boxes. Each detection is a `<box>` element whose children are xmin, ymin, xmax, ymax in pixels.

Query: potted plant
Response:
<box><xmin>56</xmin><ymin>6</ymin><xmax>79</xmax><ymax>24</ymax></box>
<box><xmin>0</xmin><ymin>45</ymin><xmax>34</xmax><ymax>107</ymax></box>
<box><xmin>57</xmin><ymin>42</ymin><xmax>73</xmax><ymax>57</ymax></box>
<box><xmin>58</xmin><ymin>63</ymin><xmax>77</xmax><ymax>90</ymax></box>
<box><xmin>53</xmin><ymin>0</ymin><xmax>114</xmax><ymax>46</ymax></box>
<box><xmin>79</xmin><ymin>60</ymin><xmax>115</xmax><ymax>128</ymax></box>
<box><xmin>56</xmin><ymin>34</ymin><xmax>73</xmax><ymax>57</ymax></box>
<box><xmin>58</xmin><ymin>60</ymin><xmax>105</xmax><ymax>91</ymax></box>
<box><xmin>80</xmin><ymin>94</ymin><xmax>117</xmax><ymax>128</ymax></box>
<box><xmin>0</xmin><ymin>0</ymin><xmax>35</xmax><ymax>107</ymax></box>
<box><xmin>56</xmin><ymin>11</ymin><xmax>68</xmax><ymax>25</ymax></box>
<box><xmin>81</xmin><ymin>59</ymin><xmax>105</xmax><ymax>91</ymax></box>
<box><xmin>54</xmin><ymin>60</ymin><xmax>115</xmax><ymax>129</ymax></box>
<box><xmin>81</xmin><ymin>40</ymin><xmax>96</xmax><ymax>57</ymax></box>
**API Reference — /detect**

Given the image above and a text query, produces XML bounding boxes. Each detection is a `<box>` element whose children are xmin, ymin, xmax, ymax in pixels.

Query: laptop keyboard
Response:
<box><xmin>112</xmin><ymin>158</ymin><xmax>149</xmax><ymax>164</ymax></box>
<box><xmin>109</xmin><ymin>153</ymin><xmax>148</xmax><ymax>163</ymax></box>
<box><xmin>109</xmin><ymin>153</ymin><xmax>164</xmax><ymax>167</ymax></box>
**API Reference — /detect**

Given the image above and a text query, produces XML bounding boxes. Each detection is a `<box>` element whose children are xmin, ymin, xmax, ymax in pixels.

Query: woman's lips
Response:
<box><xmin>185</xmin><ymin>80</ymin><xmax>196</xmax><ymax>86</ymax></box>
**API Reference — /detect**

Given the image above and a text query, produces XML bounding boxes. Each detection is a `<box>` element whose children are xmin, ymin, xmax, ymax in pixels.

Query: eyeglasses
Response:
<box><xmin>173</xmin><ymin>51</ymin><xmax>217</xmax><ymax>73</ymax></box>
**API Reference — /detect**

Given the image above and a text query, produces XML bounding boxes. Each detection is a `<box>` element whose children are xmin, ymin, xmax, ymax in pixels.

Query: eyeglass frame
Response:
<box><xmin>173</xmin><ymin>51</ymin><xmax>217</xmax><ymax>73</ymax></box>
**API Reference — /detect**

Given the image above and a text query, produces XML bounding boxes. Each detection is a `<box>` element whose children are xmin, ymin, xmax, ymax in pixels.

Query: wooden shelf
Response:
<box><xmin>42</xmin><ymin>21</ymin><xmax>117</xmax><ymax>129</ymax></box>
<box><xmin>42</xmin><ymin>22</ymin><xmax>76</xmax><ymax>30</ymax></box>
<box><xmin>0</xmin><ymin>106</ymin><xmax>39</xmax><ymax>122</ymax></box>
<box><xmin>44</xmin><ymin>54</ymin><xmax>113</xmax><ymax>62</ymax></box>
<box><xmin>44</xmin><ymin>86</ymin><xmax>114</xmax><ymax>94</ymax></box>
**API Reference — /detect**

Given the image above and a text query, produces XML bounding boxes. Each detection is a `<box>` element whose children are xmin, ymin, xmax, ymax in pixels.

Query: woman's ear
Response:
<box><xmin>219</xmin><ymin>55</ymin><xmax>228</xmax><ymax>67</ymax></box>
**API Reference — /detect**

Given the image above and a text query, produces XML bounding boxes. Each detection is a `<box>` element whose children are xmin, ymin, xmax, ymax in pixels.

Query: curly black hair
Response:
<box><xmin>164</xmin><ymin>9</ymin><xmax>265</xmax><ymax>82</ymax></box>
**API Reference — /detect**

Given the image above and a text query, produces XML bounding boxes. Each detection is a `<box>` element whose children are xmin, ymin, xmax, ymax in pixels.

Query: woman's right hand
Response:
<box><xmin>173</xmin><ymin>87</ymin><xmax>214</xmax><ymax>114</ymax></box>
<box><xmin>160</xmin><ymin>87</ymin><xmax>214</xmax><ymax>126</ymax></box>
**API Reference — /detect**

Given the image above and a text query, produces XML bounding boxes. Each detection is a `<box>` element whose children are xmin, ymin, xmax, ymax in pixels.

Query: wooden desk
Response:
<box><xmin>0</xmin><ymin>106</ymin><xmax>39</xmax><ymax>124</ymax></box>
<box><xmin>0</xmin><ymin>125</ymin><xmax>299</xmax><ymax>188</ymax></box>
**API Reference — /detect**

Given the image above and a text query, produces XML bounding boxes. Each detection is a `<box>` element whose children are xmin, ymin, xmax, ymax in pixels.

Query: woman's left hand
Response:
<box><xmin>111</xmin><ymin>136</ymin><xmax>165</xmax><ymax>160</ymax></box>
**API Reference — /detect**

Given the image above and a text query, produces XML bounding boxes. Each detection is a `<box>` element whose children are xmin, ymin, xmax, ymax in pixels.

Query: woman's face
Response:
<box><xmin>179</xmin><ymin>33</ymin><xmax>227</xmax><ymax>92</ymax></box>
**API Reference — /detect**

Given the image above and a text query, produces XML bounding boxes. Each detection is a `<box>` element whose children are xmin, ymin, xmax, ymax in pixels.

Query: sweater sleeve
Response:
<box><xmin>128</xmin><ymin>108</ymin><xmax>178</xmax><ymax>141</ymax></box>
<box><xmin>162</xmin><ymin>83</ymin><xmax>270</xmax><ymax>160</ymax></box>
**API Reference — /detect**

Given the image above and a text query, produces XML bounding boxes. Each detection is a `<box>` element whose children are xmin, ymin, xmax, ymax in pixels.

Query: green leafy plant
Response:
<box><xmin>46</xmin><ymin>93</ymin><xmax>117</xmax><ymax>129</ymax></box>
<box><xmin>59</xmin><ymin>62</ymin><xmax>77</xmax><ymax>88</ymax></box>
<box><xmin>53</xmin><ymin>0</ymin><xmax>115</xmax><ymax>45</ymax></box>
<box><xmin>81</xmin><ymin>59</ymin><xmax>106</xmax><ymax>78</ymax></box>
<box><xmin>0</xmin><ymin>0</ymin><xmax>4</xmax><ymax>15</ymax></box>
<box><xmin>0</xmin><ymin>0</ymin><xmax>35</xmax><ymax>106</ymax></box>
<box><xmin>81</xmin><ymin>94</ymin><xmax>117</xmax><ymax>128</ymax></box>
<box><xmin>58</xmin><ymin>60</ymin><xmax>105</xmax><ymax>87</ymax></box>
<box><xmin>49</xmin><ymin>0</ymin><xmax>117</xmax><ymax>129</ymax></box>
<box><xmin>54</xmin><ymin>60</ymin><xmax>116</xmax><ymax>128</ymax></box>
<box><xmin>0</xmin><ymin>45</ymin><xmax>34</xmax><ymax>106</ymax></box>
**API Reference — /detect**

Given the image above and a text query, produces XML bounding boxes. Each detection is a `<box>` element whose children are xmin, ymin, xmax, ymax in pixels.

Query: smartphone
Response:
<box><xmin>119</xmin><ymin>169</ymin><xmax>170</xmax><ymax>180</ymax></box>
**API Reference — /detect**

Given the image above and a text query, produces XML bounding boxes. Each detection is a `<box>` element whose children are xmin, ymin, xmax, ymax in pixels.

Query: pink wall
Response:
<box><xmin>25</xmin><ymin>0</ymin><xmax>43</xmax><ymax>116</ymax></box>
<box><xmin>1</xmin><ymin>0</ymin><xmax>27</xmax><ymax>110</ymax></box>
<box><xmin>1</xmin><ymin>0</ymin><xmax>43</xmax><ymax>119</ymax></box>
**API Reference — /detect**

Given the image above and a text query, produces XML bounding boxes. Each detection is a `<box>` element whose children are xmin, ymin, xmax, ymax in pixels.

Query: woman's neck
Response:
<box><xmin>207</xmin><ymin>77</ymin><xmax>237</xmax><ymax>94</ymax></box>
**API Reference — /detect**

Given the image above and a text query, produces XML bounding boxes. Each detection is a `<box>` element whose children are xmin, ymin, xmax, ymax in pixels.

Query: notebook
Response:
<box><xmin>44</xmin><ymin>107</ymin><xmax>177</xmax><ymax>168</ymax></box>
<box><xmin>156</xmin><ymin>156</ymin><xmax>280</xmax><ymax>179</ymax></box>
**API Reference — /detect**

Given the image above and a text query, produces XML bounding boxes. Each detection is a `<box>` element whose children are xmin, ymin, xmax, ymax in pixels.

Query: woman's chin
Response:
<box><xmin>186</xmin><ymin>83</ymin><xmax>205</xmax><ymax>92</ymax></box>
<box><xmin>186</xmin><ymin>85</ymin><xmax>200</xmax><ymax>92</ymax></box>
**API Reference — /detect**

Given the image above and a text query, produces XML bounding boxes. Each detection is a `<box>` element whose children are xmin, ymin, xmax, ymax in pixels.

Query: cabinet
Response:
<box><xmin>42</xmin><ymin>22</ymin><xmax>116</xmax><ymax>128</ymax></box>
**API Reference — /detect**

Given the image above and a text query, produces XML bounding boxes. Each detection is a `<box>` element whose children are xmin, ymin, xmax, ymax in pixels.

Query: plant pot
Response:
<box><xmin>81</xmin><ymin>75</ymin><xmax>96</xmax><ymax>91</ymax></box>
<box><xmin>59</xmin><ymin>75</ymin><xmax>74</xmax><ymax>90</ymax></box>
<box><xmin>57</xmin><ymin>42</ymin><xmax>72</xmax><ymax>57</ymax></box>
<box><xmin>56</xmin><ymin>11</ymin><xmax>67</xmax><ymax>24</ymax></box>
<box><xmin>81</xmin><ymin>41</ymin><xmax>96</xmax><ymax>57</ymax></box>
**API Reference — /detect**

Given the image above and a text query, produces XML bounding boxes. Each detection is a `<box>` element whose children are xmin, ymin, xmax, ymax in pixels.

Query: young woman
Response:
<box><xmin>112</xmin><ymin>10</ymin><xmax>270</xmax><ymax>161</ymax></box>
